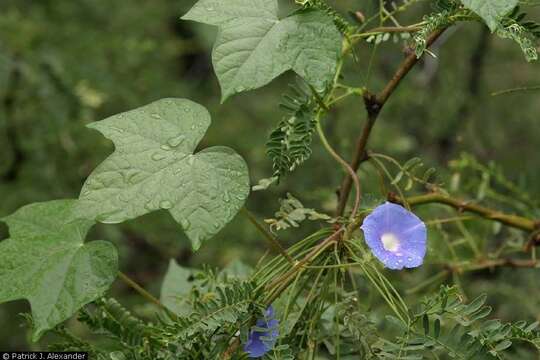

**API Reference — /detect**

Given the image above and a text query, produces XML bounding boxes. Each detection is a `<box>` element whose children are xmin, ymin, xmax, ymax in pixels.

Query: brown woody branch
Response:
<box><xmin>336</xmin><ymin>28</ymin><xmax>447</xmax><ymax>216</ymax></box>
<box><xmin>388</xmin><ymin>192</ymin><xmax>538</xmax><ymax>232</ymax></box>
<box><xmin>449</xmin><ymin>258</ymin><xmax>540</xmax><ymax>273</ymax></box>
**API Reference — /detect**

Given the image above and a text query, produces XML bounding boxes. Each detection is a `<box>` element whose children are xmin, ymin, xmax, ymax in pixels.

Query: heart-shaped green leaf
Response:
<box><xmin>461</xmin><ymin>0</ymin><xmax>517</xmax><ymax>32</ymax></box>
<box><xmin>78</xmin><ymin>98</ymin><xmax>250</xmax><ymax>250</ymax></box>
<box><xmin>182</xmin><ymin>0</ymin><xmax>342</xmax><ymax>101</ymax></box>
<box><xmin>0</xmin><ymin>200</ymin><xmax>118</xmax><ymax>340</ymax></box>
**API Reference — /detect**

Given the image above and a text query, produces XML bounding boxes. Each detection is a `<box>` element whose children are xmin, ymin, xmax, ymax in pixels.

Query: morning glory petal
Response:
<box><xmin>360</xmin><ymin>202</ymin><xmax>427</xmax><ymax>270</ymax></box>
<box><xmin>244</xmin><ymin>306</ymin><xmax>279</xmax><ymax>358</ymax></box>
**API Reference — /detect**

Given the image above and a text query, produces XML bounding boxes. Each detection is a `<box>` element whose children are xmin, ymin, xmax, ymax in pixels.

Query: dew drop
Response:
<box><xmin>152</xmin><ymin>152</ymin><xmax>166</xmax><ymax>161</ymax></box>
<box><xmin>110</xmin><ymin>126</ymin><xmax>124</xmax><ymax>134</ymax></box>
<box><xmin>151</xmin><ymin>113</ymin><xmax>161</xmax><ymax>119</ymax></box>
<box><xmin>159</xmin><ymin>200</ymin><xmax>173</xmax><ymax>209</ymax></box>
<box><xmin>118</xmin><ymin>193</ymin><xmax>130</xmax><ymax>203</ymax></box>
<box><xmin>96</xmin><ymin>210</ymin><xmax>123</xmax><ymax>224</ymax></box>
<box><xmin>222</xmin><ymin>190</ymin><xmax>231</xmax><ymax>203</ymax></box>
<box><xmin>167</xmin><ymin>134</ymin><xmax>185</xmax><ymax>148</ymax></box>
<box><xmin>187</xmin><ymin>155</ymin><xmax>195</xmax><ymax>165</ymax></box>
<box><xmin>126</xmin><ymin>170</ymin><xmax>143</xmax><ymax>184</ymax></box>
<box><xmin>161</xmin><ymin>144</ymin><xmax>172</xmax><ymax>151</ymax></box>
<box><xmin>180</xmin><ymin>219</ymin><xmax>191</xmax><ymax>229</ymax></box>
<box><xmin>144</xmin><ymin>201</ymin><xmax>154</xmax><ymax>211</ymax></box>
<box><xmin>85</xmin><ymin>180</ymin><xmax>103</xmax><ymax>191</ymax></box>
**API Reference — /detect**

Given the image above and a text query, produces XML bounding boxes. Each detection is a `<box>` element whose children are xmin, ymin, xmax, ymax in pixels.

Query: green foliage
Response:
<box><xmin>54</xmin><ymin>268</ymin><xmax>261</xmax><ymax>359</ymax></box>
<box><xmin>373</xmin><ymin>286</ymin><xmax>540</xmax><ymax>359</ymax></box>
<box><xmin>506</xmin><ymin>6</ymin><xmax>540</xmax><ymax>38</ymax></box>
<box><xmin>78</xmin><ymin>98</ymin><xmax>250</xmax><ymax>250</ymax></box>
<box><xmin>1</xmin><ymin>0</ymin><xmax>540</xmax><ymax>358</ymax></box>
<box><xmin>496</xmin><ymin>23</ymin><xmax>538</xmax><ymax>62</ymax></box>
<box><xmin>157</xmin><ymin>279</ymin><xmax>258</xmax><ymax>357</ymax></box>
<box><xmin>182</xmin><ymin>0</ymin><xmax>342</xmax><ymax>101</ymax></box>
<box><xmin>80</xmin><ymin>298</ymin><xmax>154</xmax><ymax>349</ymax></box>
<box><xmin>384</xmin><ymin>156</ymin><xmax>441</xmax><ymax>192</ymax></box>
<box><xmin>0</xmin><ymin>200</ymin><xmax>118</xmax><ymax>340</ymax></box>
<box><xmin>449</xmin><ymin>153</ymin><xmax>538</xmax><ymax>211</ymax></box>
<box><xmin>461</xmin><ymin>0</ymin><xmax>518</xmax><ymax>32</ymax></box>
<box><xmin>296</xmin><ymin>0</ymin><xmax>354</xmax><ymax>35</ymax></box>
<box><xmin>266</xmin><ymin>80</ymin><xmax>317</xmax><ymax>179</ymax></box>
<box><xmin>413</xmin><ymin>4</ymin><xmax>458</xmax><ymax>57</ymax></box>
<box><xmin>264</xmin><ymin>193</ymin><xmax>333</xmax><ymax>231</ymax></box>
<box><xmin>366</xmin><ymin>32</ymin><xmax>411</xmax><ymax>45</ymax></box>
<box><xmin>160</xmin><ymin>260</ymin><xmax>195</xmax><ymax>316</ymax></box>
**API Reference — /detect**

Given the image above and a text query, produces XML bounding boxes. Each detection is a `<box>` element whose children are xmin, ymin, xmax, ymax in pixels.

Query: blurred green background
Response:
<box><xmin>1</xmin><ymin>0</ymin><xmax>539</xmax><ymax>352</ymax></box>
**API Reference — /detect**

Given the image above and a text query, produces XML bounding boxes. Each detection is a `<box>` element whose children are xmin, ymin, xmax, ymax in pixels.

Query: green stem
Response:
<box><xmin>316</xmin><ymin>116</ymin><xmax>361</xmax><ymax>221</ymax></box>
<box><xmin>118</xmin><ymin>271</ymin><xmax>167</xmax><ymax>311</ymax></box>
<box><xmin>241</xmin><ymin>207</ymin><xmax>294</xmax><ymax>264</ymax></box>
<box><xmin>491</xmin><ymin>85</ymin><xmax>540</xmax><ymax>96</ymax></box>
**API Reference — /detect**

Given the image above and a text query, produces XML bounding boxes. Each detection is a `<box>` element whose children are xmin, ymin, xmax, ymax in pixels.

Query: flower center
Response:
<box><xmin>381</xmin><ymin>233</ymin><xmax>400</xmax><ymax>252</ymax></box>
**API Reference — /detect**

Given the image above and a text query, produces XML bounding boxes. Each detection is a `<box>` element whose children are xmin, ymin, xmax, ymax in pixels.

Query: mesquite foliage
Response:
<box><xmin>1</xmin><ymin>0</ymin><xmax>539</xmax><ymax>359</ymax></box>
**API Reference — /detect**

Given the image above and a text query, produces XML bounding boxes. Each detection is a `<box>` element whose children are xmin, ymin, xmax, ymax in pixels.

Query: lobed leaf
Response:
<box><xmin>0</xmin><ymin>200</ymin><xmax>118</xmax><ymax>340</ymax></box>
<box><xmin>77</xmin><ymin>98</ymin><xmax>250</xmax><ymax>250</ymax></box>
<box><xmin>461</xmin><ymin>0</ymin><xmax>518</xmax><ymax>31</ymax></box>
<box><xmin>182</xmin><ymin>0</ymin><xmax>342</xmax><ymax>101</ymax></box>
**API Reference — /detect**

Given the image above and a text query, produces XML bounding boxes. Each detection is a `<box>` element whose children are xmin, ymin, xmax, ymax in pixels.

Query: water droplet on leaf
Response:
<box><xmin>152</xmin><ymin>152</ymin><xmax>166</xmax><ymax>161</ymax></box>
<box><xmin>167</xmin><ymin>135</ymin><xmax>185</xmax><ymax>148</ymax></box>
<box><xmin>159</xmin><ymin>200</ymin><xmax>173</xmax><ymax>209</ymax></box>
<box><xmin>180</xmin><ymin>219</ymin><xmax>191</xmax><ymax>229</ymax></box>
<box><xmin>144</xmin><ymin>201</ymin><xmax>154</xmax><ymax>211</ymax></box>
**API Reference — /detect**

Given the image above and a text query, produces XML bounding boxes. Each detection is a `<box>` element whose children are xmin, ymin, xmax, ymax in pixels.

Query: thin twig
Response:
<box><xmin>241</xmin><ymin>207</ymin><xmax>294</xmax><ymax>264</ymax></box>
<box><xmin>449</xmin><ymin>258</ymin><xmax>540</xmax><ymax>272</ymax></box>
<box><xmin>265</xmin><ymin>230</ymin><xmax>343</xmax><ymax>298</ymax></box>
<box><xmin>491</xmin><ymin>85</ymin><xmax>540</xmax><ymax>96</ymax></box>
<box><xmin>118</xmin><ymin>271</ymin><xmax>167</xmax><ymax>310</ymax></box>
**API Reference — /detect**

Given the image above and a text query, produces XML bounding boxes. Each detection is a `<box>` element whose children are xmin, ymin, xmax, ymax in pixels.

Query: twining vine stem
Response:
<box><xmin>336</xmin><ymin>28</ymin><xmax>447</xmax><ymax>216</ymax></box>
<box><xmin>315</xmin><ymin>118</ymin><xmax>361</xmax><ymax>221</ymax></box>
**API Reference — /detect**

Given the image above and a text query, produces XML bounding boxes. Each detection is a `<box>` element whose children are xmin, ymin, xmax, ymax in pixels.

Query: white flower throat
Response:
<box><xmin>381</xmin><ymin>233</ymin><xmax>400</xmax><ymax>252</ymax></box>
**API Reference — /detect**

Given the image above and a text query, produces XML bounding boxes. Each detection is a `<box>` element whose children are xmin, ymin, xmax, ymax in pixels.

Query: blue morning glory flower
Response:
<box><xmin>244</xmin><ymin>306</ymin><xmax>279</xmax><ymax>358</ymax></box>
<box><xmin>360</xmin><ymin>202</ymin><xmax>427</xmax><ymax>270</ymax></box>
